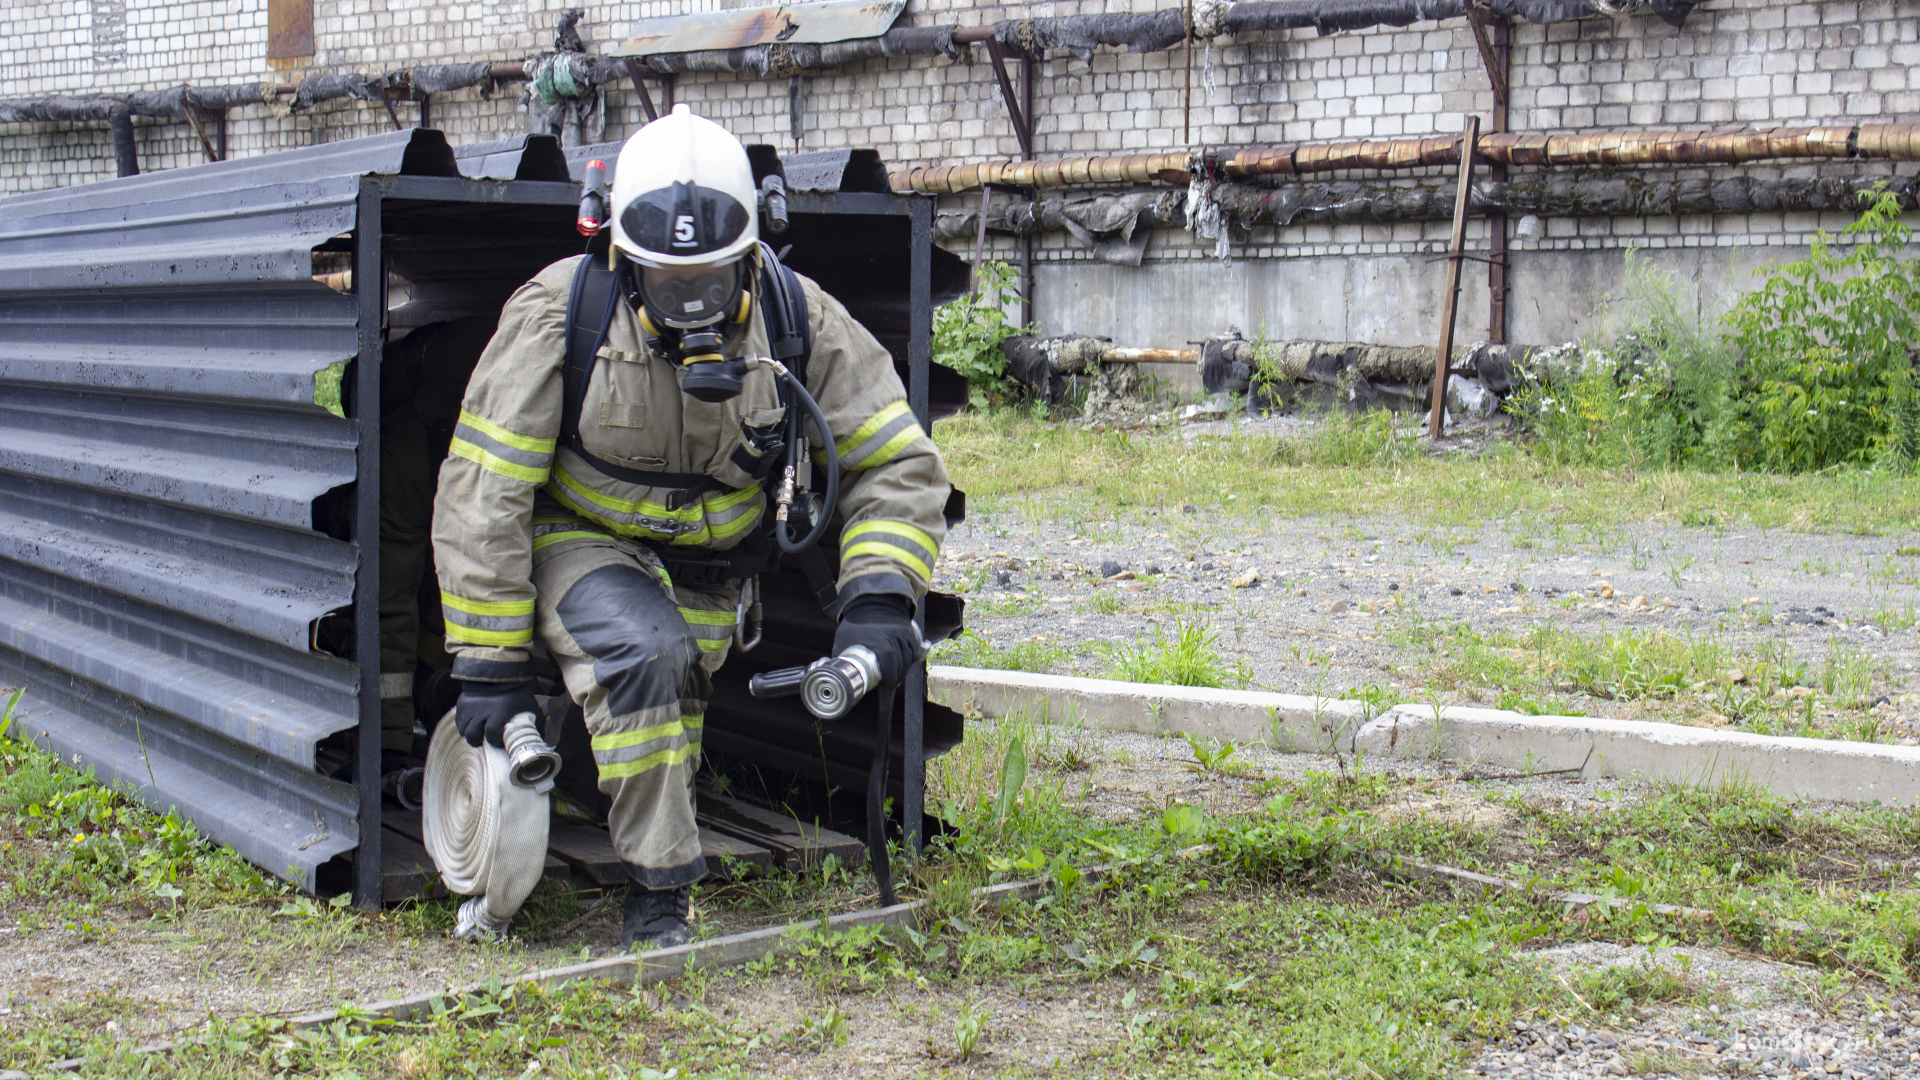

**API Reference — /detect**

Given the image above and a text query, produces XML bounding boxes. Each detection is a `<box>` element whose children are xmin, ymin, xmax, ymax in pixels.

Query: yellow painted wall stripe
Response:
<box><xmin>440</xmin><ymin>591</ymin><xmax>534</xmax><ymax>617</ymax></box>
<box><xmin>596</xmin><ymin>741</ymin><xmax>700</xmax><ymax>779</ymax></box>
<box><xmin>450</xmin><ymin>438</ymin><xmax>549</xmax><ymax>484</ymax></box>
<box><xmin>458</xmin><ymin>410</ymin><xmax>556</xmax><ymax>454</ymax></box>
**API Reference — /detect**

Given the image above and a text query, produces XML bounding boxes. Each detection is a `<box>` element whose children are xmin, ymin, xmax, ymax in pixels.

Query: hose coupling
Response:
<box><xmin>501</xmin><ymin>713</ymin><xmax>561</xmax><ymax>794</ymax></box>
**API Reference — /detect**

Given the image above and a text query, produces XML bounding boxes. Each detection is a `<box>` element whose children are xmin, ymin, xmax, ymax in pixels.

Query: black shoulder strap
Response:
<box><xmin>560</xmin><ymin>255</ymin><xmax>728</xmax><ymax>511</ymax></box>
<box><xmin>756</xmin><ymin>243</ymin><xmax>811</xmax><ymax>384</ymax></box>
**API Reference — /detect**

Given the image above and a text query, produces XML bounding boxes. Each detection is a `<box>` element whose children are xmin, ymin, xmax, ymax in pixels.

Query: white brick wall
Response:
<box><xmin>1</xmin><ymin>0</ymin><xmax>1912</xmax><ymax>272</ymax></box>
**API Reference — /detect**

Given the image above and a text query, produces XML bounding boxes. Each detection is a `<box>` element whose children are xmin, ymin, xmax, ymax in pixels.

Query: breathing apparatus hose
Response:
<box><xmin>867</xmin><ymin>679</ymin><xmax>899</xmax><ymax>908</ymax></box>
<box><xmin>774</xmin><ymin>364</ymin><xmax>838</xmax><ymax>555</ymax></box>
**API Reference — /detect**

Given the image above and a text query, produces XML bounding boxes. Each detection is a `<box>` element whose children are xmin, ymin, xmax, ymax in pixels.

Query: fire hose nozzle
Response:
<box><xmin>501</xmin><ymin>713</ymin><xmax>561</xmax><ymax>793</ymax></box>
<box><xmin>748</xmin><ymin>644</ymin><xmax>880</xmax><ymax>721</ymax></box>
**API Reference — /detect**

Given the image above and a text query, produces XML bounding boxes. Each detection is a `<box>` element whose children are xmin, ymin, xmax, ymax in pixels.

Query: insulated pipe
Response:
<box><xmin>934</xmin><ymin>172</ymin><xmax>1916</xmax><ymax>243</ymax></box>
<box><xmin>107</xmin><ymin>103</ymin><xmax>138</xmax><ymax>177</ymax></box>
<box><xmin>893</xmin><ymin>123</ymin><xmax>1920</xmax><ymax>194</ymax></box>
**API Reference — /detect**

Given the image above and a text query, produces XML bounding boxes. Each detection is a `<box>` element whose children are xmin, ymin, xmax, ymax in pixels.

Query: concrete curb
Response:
<box><xmin>1357</xmin><ymin>704</ymin><xmax>1920</xmax><ymax>806</ymax></box>
<box><xmin>930</xmin><ymin>667</ymin><xmax>1920</xmax><ymax>806</ymax></box>
<box><xmin>929</xmin><ymin>665</ymin><xmax>1373</xmax><ymax>755</ymax></box>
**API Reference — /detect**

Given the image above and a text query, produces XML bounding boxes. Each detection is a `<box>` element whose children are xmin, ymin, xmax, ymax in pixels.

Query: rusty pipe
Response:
<box><xmin>893</xmin><ymin>123</ymin><xmax>1920</xmax><ymax>194</ymax></box>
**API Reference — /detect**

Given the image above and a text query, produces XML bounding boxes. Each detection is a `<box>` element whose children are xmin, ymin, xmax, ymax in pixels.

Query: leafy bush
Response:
<box><xmin>932</xmin><ymin>259</ymin><xmax>1022</xmax><ymax>408</ymax></box>
<box><xmin>1508</xmin><ymin>252</ymin><xmax>1738</xmax><ymax>470</ymax></box>
<box><xmin>1511</xmin><ymin>188</ymin><xmax>1920</xmax><ymax>474</ymax></box>
<box><xmin>1726</xmin><ymin>188</ymin><xmax>1920</xmax><ymax>471</ymax></box>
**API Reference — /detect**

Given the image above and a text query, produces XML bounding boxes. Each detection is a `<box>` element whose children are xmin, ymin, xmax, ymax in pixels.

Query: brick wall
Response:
<box><xmin>2</xmin><ymin>1</ymin><xmax>1914</xmax><ymax>345</ymax></box>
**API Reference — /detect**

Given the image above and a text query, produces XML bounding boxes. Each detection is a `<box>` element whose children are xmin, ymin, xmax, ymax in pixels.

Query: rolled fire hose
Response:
<box><xmin>422</xmin><ymin>710</ymin><xmax>561</xmax><ymax>940</ymax></box>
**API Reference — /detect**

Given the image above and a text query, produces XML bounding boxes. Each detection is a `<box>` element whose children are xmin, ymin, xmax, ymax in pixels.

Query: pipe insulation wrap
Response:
<box><xmin>422</xmin><ymin>711</ymin><xmax>551</xmax><ymax>934</ymax></box>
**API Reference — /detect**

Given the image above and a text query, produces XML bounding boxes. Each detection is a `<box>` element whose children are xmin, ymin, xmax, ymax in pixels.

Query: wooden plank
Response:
<box><xmin>696</xmin><ymin>792</ymin><xmax>865</xmax><ymax>871</ymax></box>
<box><xmin>386</xmin><ymin>807</ymin><xmax>569</xmax><ymax>883</ymax></box>
<box><xmin>546</xmin><ymin>821</ymin><xmax>773</xmax><ymax>884</ymax></box>
<box><xmin>545</xmin><ymin>823</ymin><xmax>628</xmax><ymax>886</ymax></box>
<box><xmin>380</xmin><ymin>828</ymin><xmax>444</xmax><ymax>904</ymax></box>
<box><xmin>702</xmin><ymin>829</ymin><xmax>776</xmax><ymax>878</ymax></box>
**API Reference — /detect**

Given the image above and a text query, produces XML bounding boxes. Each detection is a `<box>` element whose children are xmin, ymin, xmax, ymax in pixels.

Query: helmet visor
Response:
<box><xmin>636</xmin><ymin>258</ymin><xmax>745</xmax><ymax>330</ymax></box>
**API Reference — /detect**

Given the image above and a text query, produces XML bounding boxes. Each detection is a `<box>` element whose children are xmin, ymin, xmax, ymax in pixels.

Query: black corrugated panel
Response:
<box><xmin>0</xmin><ymin>130</ymin><xmax>458</xmax><ymax>888</ymax></box>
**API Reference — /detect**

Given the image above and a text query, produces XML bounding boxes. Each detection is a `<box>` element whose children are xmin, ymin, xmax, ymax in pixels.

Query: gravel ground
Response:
<box><xmin>1469</xmin><ymin>944</ymin><xmax>1920</xmax><ymax>1079</ymax></box>
<box><xmin>934</xmin><ymin>502</ymin><xmax>1920</xmax><ymax>742</ymax></box>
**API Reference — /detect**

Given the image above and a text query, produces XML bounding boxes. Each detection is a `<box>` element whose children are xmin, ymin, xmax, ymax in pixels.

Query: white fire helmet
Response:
<box><xmin>610</xmin><ymin>105</ymin><xmax>759</xmax><ymax>330</ymax></box>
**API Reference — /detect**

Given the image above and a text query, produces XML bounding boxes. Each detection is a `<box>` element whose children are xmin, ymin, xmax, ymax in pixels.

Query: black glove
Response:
<box><xmin>832</xmin><ymin>593</ymin><xmax>923</xmax><ymax>687</ymax></box>
<box><xmin>455</xmin><ymin>679</ymin><xmax>539</xmax><ymax>748</ymax></box>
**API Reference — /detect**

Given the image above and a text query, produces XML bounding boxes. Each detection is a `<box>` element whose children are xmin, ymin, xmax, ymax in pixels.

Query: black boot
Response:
<box><xmin>622</xmin><ymin>884</ymin><xmax>692</xmax><ymax>950</ymax></box>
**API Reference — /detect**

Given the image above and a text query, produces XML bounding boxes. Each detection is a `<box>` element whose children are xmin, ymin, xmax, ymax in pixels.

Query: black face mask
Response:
<box><xmin>626</xmin><ymin>260</ymin><xmax>752</xmax><ymax>404</ymax></box>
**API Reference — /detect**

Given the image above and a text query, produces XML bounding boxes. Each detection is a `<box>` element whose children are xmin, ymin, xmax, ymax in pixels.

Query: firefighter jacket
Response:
<box><xmin>430</xmin><ymin>255</ymin><xmax>950</xmax><ymax>671</ymax></box>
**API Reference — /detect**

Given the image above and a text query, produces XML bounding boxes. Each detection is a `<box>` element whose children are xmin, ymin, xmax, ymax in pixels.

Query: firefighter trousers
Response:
<box><xmin>529</xmin><ymin>517</ymin><xmax>739</xmax><ymax>888</ymax></box>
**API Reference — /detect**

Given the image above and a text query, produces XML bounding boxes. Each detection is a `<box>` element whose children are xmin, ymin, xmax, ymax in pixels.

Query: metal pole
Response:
<box><xmin>1183</xmin><ymin>0</ymin><xmax>1193</xmax><ymax>145</ymax></box>
<box><xmin>904</xmin><ymin>197</ymin><xmax>933</xmax><ymax>863</ymax></box>
<box><xmin>1486</xmin><ymin>15</ymin><xmax>1511</xmax><ymax>344</ymax></box>
<box><xmin>1018</xmin><ymin>53</ymin><xmax>1035</xmax><ymax>328</ymax></box>
<box><xmin>352</xmin><ymin>180</ymin><xmax>385</xmax><ymax>908</ymax></box>
<box><xmin>1428</xmin><ymin>115</ymin><xmax>1479</xmax><ymax>441</ymax></box>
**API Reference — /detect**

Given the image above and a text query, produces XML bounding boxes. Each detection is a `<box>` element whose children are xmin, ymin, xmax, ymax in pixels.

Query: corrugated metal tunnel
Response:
<box><xmin>0</xmin><ymin>128</ymin><xmax>968</xmax><ymax>902</ymax></box>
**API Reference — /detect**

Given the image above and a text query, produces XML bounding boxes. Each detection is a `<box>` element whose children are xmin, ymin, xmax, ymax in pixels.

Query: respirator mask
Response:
<box><xmin>631</xmin><ymin>255</ymin><xmax>753</xmax><ymax>404</ymax></box>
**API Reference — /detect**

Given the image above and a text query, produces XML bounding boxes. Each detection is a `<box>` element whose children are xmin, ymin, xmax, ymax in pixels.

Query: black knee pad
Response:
<box><xmin>556</xmin><ymin>564</ymin><xmax>702</xmax><ymax>718</ymax></box>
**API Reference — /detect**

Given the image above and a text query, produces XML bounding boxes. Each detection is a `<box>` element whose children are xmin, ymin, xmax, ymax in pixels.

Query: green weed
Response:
<box><xmin>1101</xmin><ymin>619</ymin><xmax>1239</xmax><ymax>688</ymax></box>
<box><xmin>930</xmin><ymin>628</ymin><xmax>1069</xmax><ymax>674</ymax></box>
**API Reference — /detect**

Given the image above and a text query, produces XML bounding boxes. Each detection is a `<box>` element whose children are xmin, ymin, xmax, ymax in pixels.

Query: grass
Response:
<box><xmin>10</xmin><ymin>689</ymin><xmax>1920</xmax><ymax>1077</ymax></box>
<box><xmin>934</xmin><ymin>410</ymin><xmax>1920</xmax><ymax>534</ymax></box>
<box><xmin>1098</xmin><ymin>619</ymin><xmax>1248</xmax><ymax>688</ymax></box>
<box><xmin>1393</xmin><ymin>617</ymin><xmax>1893</xmax><ymax>742</ymax></box>
<box><xmin>929</xmin><ymin>628</ymin><xmax>1071</xmax><ymax>674</ymax></box>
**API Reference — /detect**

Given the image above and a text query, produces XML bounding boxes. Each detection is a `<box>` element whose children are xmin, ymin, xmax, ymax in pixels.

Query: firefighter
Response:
<box><xmin>431</xmin><ymin>105</ymin><xmax>949</xmax><ymax>949</ymax></box>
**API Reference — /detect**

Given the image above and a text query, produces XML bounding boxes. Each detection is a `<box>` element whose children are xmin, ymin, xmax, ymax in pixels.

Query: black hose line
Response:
<box><xmin>867</xmin><ymin>679</ymin><xmax>898</xmax><ymax>908</ymax></box>
<box><xmin>776</xmin><ymin>364</ymin><xmax>839</xmax><ymax>554</ymax></box>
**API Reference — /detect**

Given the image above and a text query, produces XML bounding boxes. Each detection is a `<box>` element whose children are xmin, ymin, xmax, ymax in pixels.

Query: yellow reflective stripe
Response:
<box><xmin>591</xmin><ymin>719</ymin><xmax>695</xmax><ymax>752</ymax></box>
<box><xmin>553</xmin><ymin>465</ymin><xmax>758</xmax><ymax>521</ymax></box>
<box><xmin>853</xmin><ymin>424</ymin><xmax>923</xmax><ymax>470</ymax></box>
<box><xmin>532</xmin><ymin>530</ymin><xmax>610</xmax><ymax>551</ymax></box>
<box><xmin>596</xmin><ymin>741</ymin><xmax>700</xmax><ymax>779</ymax></box>
<box><xmin>444</xmin><ymin>625</ymin><xmax>533</xmax><ymax>647</ymax></box>
<box><xmin>439</xmin><ymin>592</ymin><xmax>534</xmax><ymax>617</ymax></box>
<box><xmin>694</xmin><ymin>638</ymin><xmax>730</xmax><ymax>653</ymax></box>
<box><xmin>458</xmin><ymin>410</ymin><xmax>555</xmax><ymax>454</ymax></box>
<box><xmin>843</xmin><ymin>519</ymin><xmax>937</xmax><ymax>556</ymax></box>
<box><xmin>677</xmin><ymin>607</ymin><xmax>735</xmax><ymax>626</ymax></box>
<box><xmin>836</xmin><ymin>400</ymin><xmax>911</xmax><ymax>457</ymax></box>
<box><xmin>843</xmin><ymin>541</ymin><xmax>931</xmax><ymax>582</ymax></box>
<box><xmin>450</xmin><ymin>438</ymin><xmax>549</xmax><ymax>484</ymax></box>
